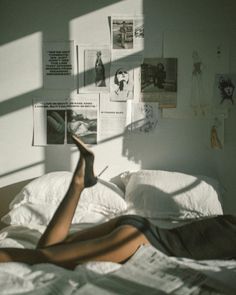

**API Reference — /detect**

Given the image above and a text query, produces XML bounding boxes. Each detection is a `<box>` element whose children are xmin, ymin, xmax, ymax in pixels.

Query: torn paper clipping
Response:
<box><xmin>43</xmin><ymin>41</ymin><xmax>75</xmax><ymax>89</ymax></box>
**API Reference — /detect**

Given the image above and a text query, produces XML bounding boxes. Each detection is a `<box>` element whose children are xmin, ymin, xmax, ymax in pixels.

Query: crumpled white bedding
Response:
<box><xmin>0</xmin><ymin>261</ymin><xmax>121</xmax><ymax>295</ymax></box>
<box><xmin>0</xmin><ymin>225</ymin><xmax>121</xmax><ymax>295</ymax></box>
<box><xmin>0</xmin><ymin>225</ymin><xmax>236</xmax><ymax>294</ymax></box>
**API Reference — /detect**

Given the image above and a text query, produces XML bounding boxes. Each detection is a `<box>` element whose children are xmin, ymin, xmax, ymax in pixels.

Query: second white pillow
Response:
<box><xmin>121</xmin><ymin>170</ymin><xmax>223</xmax><ymax>220</ymax></box>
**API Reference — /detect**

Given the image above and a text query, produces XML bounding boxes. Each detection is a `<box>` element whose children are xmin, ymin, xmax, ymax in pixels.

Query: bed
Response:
<box><xmin>0</xmin><ymin>170</ymin><xmax>235</xmax><ymax>294</ymax></box>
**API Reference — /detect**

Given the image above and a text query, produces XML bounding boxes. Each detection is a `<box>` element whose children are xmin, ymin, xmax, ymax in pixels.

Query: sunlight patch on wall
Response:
<box><xmin>0</xmin><ymin>106</ymin><xmax>45</xmax><ymax>187</ymax></box>
<box><xmin>0</xmin><ymin>32</ymin><xmax>42</xmax><ymax>101</ymax></box>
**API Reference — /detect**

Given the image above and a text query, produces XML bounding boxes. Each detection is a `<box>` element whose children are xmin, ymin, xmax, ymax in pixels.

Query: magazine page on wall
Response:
<box><xmin>110</xmin><ymin>61</ymin><xmax>134</xmax><ymax>102</ymax></box>
<box><xmin>43</xmin><ymin>41</ymin><xmax>75</xmax><ymax>90</ymax></box>
<box><xmin>33</xmin><ymin>100</ymin><xmax>68</xmax><ymax>146</ymax></box>
<box><xmin>111</xmin><ymin>15</ymin><xmax>144</xmax><ymax>58</ymax></box>
<box><xmin>67</xmin><ymin>94</ymin><xmax>99</xmax><ymax>145</ymax></box>
<box><xmin>130</xmin><ymin>102</ymin><xmax>160</xmax><ymax>133</ymax></box>
<box><xmin>140</xmin><ymin>57</ymin><xmax>178</xmax><ymax>108</ymax></box>
<box><xmin>110</xmin><ymin>54</ymin><xmax>142</xmax><ymax>103</ymax></box>
<box><xmin>78</xmin><ymin>45</ymin><xmax>110</xmax><ymax>93</ymax></box>
<box><xmin>33</xmin><ymin>94</ymin><xmax>99</xmax><ymax>146</ymax></box>
<box><xmin>99</xmin><ymin>93</ymin><xmax>128</xmax><ymax>142</ymax></box>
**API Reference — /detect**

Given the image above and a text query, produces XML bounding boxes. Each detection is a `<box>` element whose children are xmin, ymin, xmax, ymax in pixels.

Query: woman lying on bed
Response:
<box><xmin>0</xmin><ymin>135</ymin><xmax>235</xmax><ymax>269</ymax></box>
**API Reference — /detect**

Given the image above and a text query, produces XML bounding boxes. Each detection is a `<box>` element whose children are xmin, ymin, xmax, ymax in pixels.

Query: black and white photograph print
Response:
<box><xmin>47</xmin><ymin>110</ymin><xmax>66</xmax><ymax>144</ymax></box>
<box><xmin>67</xmin><ymin>109</ymin><xmax>97</xmax><ymax>145</ymax></box>
<box><xmin>214</xmin><ymin>74</ymin><xmax>236</xmax><ymax>107</ymax></box>
<box><xmin>141</xmin><ymin>58</ymin><xmax>178</xmax><ymax>108</ymax></box>
<box><xmin>133</xmin><ymin>16</ymin><xmax>144</xmax><ymax>51</ymax></box>
<box><xmin>134</xmin><ymin>17</ymin><xmax>144</xmax><ymax>39</ymax></box>
<box><xmin>112</xmin><ymin>19</ymin><xmax>134</xmax><ymax>50</ymax></box>
<box><xmin>110</xmin><ymin>63</ymin><xmax>134</xmax><ymax>101</ymax></box>
<box><xmin>84</xmin><ymin>48</ymin><xmax>110</xmax><ymax>92</ymax></box>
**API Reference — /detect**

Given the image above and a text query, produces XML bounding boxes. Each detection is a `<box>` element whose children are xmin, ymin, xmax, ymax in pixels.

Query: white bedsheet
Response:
<box><xmin>0</xmin><ymin>261</ymin><xmax>122</xmax><ymax>295</ymax></box>
<box><xmin>0</xmin><ymin>225</ymin><xmax>121</xmax><ymax>294</ymax></box>
<box><xmin>0</xmin><ymin>226</ymin><xmax>235</xmax><ymax>294</ymax></box>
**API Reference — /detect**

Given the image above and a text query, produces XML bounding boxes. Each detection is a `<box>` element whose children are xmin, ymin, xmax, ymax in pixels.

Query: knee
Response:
<box><xmin>34</xmin><ymin>248</ymin><xmax>50</xmax><ymax>263</ymax></box>
<box><xmin>37</xmin><ymin>247</ymin><xmax>76</xmax><ymax>269</ymax></box>
<box><xmin>34</xmin><ymin>246</ymin><xmax>57</xmax><ymax>264</ymax></box>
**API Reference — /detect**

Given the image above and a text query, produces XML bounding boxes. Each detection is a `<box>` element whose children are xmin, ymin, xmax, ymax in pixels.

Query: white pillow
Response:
<box><xmin>10</xmin><ymin>171</ymin><xmax>76</xmax><ymax>207</ymax></box>
<box><xmin>9</xmin><ymin>171</ymin><xmax>125</xmax><ymax>208</ymax></box>
<box><xmin>1</xmin><ymin>203</ymin><xmax>110</xmax><ymax>228</ymax></box>
<box><xmin>121</xmin><ymin>170</ymin><xmax>223</xmax><ymax>220</ymax></box>
<box><xmin>3</xmin><ymin>171</ymin><xmax>127</xmax><ymax>227</ymax></box>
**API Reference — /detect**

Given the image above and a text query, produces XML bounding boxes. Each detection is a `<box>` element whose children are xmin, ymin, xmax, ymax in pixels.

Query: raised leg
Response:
<box><xmin>37</xmin><ymin>135</ymin><xmax>97</xmax><ymax>248</ymax></box>
<box><xmin>0</xmin><ymin>134</ymin><xmax>150</xmax><ymax>269</ymax></box>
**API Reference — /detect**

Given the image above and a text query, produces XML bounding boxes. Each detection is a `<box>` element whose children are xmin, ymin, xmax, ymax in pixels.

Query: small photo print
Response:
<box><xmin>84</xmin><ymin>49</ymin><xmax>110</xmax><ymax>91</ymax></box>
<box><xmin>112</xmin><ymin>19</ymin><xmax>134</xmax><ymax>50</ymax></box>
<box><xmin>134</xmin><ymin>18</ymin><xmax>144</xmax><ymax>39</ymax></box>
<box><xmin>214</xmin><ymin>74</ymin><xmax>236</xmax><ymax>107</ymax></box>
<box><xmin>110</xmin><ymin>64</ymin><xmax>134</xmax><ymax>101</ymax></box>
<box><xmin>47</xmin><ymin>110</ymin><xmax>66</xmax><ymax>144</ymax></box>
<box><xmin>141</xmin><ymin>58</ymin><xmax>178</xmax><ymax>108</ymax></box>
<box><xmin>67</xmin><ymin>109</ymin><xmax>97</xmax><ymax>144</ymax></box>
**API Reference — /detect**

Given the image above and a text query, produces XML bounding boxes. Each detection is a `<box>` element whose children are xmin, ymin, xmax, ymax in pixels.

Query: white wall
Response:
<box><xmin>0</xmin><ymin>0</ymin><xmax>236</xmax><ymax>212</ymax></box>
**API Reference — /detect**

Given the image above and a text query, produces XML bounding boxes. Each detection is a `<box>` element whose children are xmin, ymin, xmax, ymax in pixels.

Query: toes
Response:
<box><xmin>71</xmin><ymin>134</ymin><xmax>93</xmax><ymax>156</ymax></box>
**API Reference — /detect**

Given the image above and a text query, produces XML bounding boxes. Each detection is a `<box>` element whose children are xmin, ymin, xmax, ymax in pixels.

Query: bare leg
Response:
<box><xmin>0</xmin><ymin>135</ymin><xmax>150</xmax><ymax>268</ymax></box>
<box><xmin>37</xmin><ymin>135</ymin><xmax>97</xmax><ymax>248</ymax></box>
<box><xmin>0</xmin><ymin>225</ymin><xmax>149</xmax><ymax>269</ymax></box>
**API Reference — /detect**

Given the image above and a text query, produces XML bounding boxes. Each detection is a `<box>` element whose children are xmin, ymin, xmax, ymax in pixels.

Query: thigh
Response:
<box><xmin>64</xmin><ymin>216</ymin><xmax>121</xmax><ymax>243</ymax></box>
<box><xmin>42</xmin><ymin>224</ymin><xmax>150</xmax><ymax>268</ymax></box>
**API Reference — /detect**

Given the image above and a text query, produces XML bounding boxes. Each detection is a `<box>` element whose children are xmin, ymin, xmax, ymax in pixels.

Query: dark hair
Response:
<box><xmin>114</xmin><ymin>68</ymin><xmax>129</xmax><ymax>85</ymax></box>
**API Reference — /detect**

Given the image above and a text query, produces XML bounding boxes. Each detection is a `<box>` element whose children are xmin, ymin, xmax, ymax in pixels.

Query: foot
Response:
<box><xmin>72</xmin><ymin>134</ymin><xmax>97</xmax><ymax>188</ymax></box>
<box><xmin>71</xmin><ymin>134</ymin><xmax>93</xmax><ymax>156</ymax></box>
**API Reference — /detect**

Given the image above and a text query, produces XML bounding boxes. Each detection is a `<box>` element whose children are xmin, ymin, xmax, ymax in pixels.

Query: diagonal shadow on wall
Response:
<box><xmin>0</xmin><ymin>0</ymin><xmax>144</xmax><ymax>180</ymax></box>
